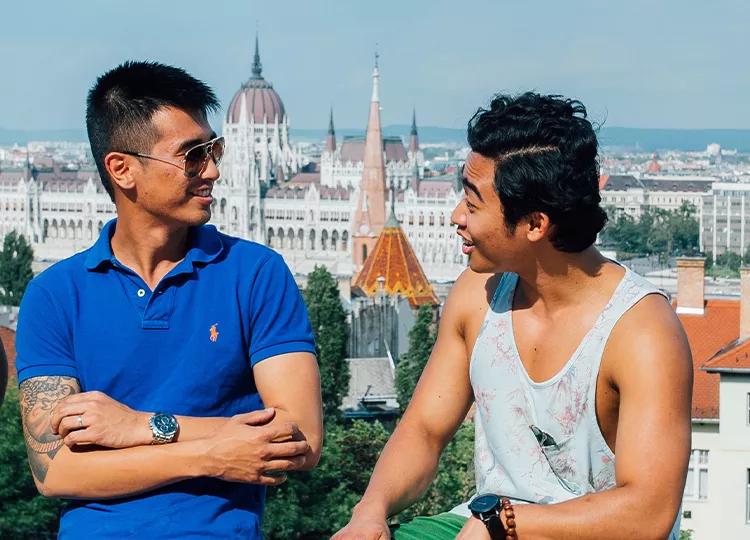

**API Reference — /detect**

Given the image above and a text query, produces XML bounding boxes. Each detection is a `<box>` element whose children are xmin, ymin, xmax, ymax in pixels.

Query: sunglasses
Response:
<box><xmin>119</xmin><ymin>136</ymin><xmax>225</xmax><ymax>178</ymax></box>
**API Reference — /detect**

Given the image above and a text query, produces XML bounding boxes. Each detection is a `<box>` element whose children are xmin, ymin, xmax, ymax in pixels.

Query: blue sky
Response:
<box><xmin>1</xmin><ymin>0</ymin><xmax>748</xmax><ymax>131</ymax></box>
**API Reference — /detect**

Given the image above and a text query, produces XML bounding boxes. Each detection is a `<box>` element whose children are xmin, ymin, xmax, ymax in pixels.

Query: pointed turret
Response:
<box><xmin>353</xmin><ymin>178</ymin><xmax>438</xmax><ymax>307</ymax></box>
<box><xmin>251</xmin><ymin>34</ymin><xmax>263</xmax><ymax>79</ymax></box>
<box><xmin>325</xmin><ymin>107</ymin><xmax>336</xmax><ymax>153</ymax></box>
<box><xmin>409</xmin><ymin>108</ymin><xmax>419</xmax><ymax>153</ymax></box>
<box><xmin>352</xmin><ymin>53</ymin><xmax>388</xmax><ymax>268</ymax></box>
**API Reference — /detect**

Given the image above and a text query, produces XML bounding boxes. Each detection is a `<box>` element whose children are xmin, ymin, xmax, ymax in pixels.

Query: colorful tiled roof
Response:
<box><xmin>676</xmin><ymin>299</ymin><xmax>740</xmax><ymax>419</ymax></box>
<box><xmin>352</xmin><ymin>215</ymin><xmax>439</xmax><ymax>307</ymax></box>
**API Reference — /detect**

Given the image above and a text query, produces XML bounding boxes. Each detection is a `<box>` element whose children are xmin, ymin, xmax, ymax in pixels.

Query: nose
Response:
<box><xmin>451</xmin><ymin>199</ymin><xmax>467</xmax><ymax>228</ymax></box>
<box><xmin>202</xmin><ymin>155</ymin><xmax>221</xmax><ymax>183</ymax></box>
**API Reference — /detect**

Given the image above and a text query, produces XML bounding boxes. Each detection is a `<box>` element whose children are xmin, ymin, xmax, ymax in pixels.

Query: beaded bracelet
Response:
<box><xmin>500</xmin><ymin>498</ymin><xmax>517</xmax><ymax>539</ymax></box>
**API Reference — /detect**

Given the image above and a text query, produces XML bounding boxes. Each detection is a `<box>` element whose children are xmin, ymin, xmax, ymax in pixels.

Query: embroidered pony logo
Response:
<box><xmin>209</xmin><ymin>323</ymin><xmax>219</xmax><ymax>343</ymax></box>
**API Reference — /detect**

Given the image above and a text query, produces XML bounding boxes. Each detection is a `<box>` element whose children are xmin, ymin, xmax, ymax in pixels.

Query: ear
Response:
<box><xmin>525</xmin><ymin>211</ymin><xmax>553</xmax><ymax>243</ymax></box>
<box><xmin>104</xmin><ymin>152</ymin><xmax>138</xmax><ymax>192</ymax></box>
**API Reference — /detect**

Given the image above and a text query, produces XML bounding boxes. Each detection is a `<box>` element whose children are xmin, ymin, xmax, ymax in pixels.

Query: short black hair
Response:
<box><xmin>86</xmin><ymin>61</ymin><xmax>220</xmax><ymax>200</ymax></box>
<box><xmin>467</xmin><ymin>92</ymin><xmax>606</xmax><ymax>252</ymax></box>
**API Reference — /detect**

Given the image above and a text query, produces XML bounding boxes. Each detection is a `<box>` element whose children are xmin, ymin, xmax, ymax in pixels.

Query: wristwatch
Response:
<box><xmin>469</xmin><ymin>493</ymin><xmax>506</xmax><ymax>539</ymax></box>
<box><xmin>148</xmin><ymin>412</ymin><xmax>179</xmax><ymax>444</ymax></box>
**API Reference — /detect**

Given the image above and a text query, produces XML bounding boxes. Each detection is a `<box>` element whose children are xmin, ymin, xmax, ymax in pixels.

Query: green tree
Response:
<box><xmin>601</xmin><ymin>203</ymin><xmax>699</xmax><ymax>258</ymax></box>
<box><xmin>263</xmin><ymin>420</ymin><xmax>390</xmax><ymax>539</ymax></box>
<box><xmin>396</xmin><ymin>421</ymin><xmax>475</xmax><ymax>522</ymax></box>
<box><xmin>668</xmin><ymin>202</ymin><xmax>700</xmax><ymax>256</ymax></box>
<box><xmin>0</xmin><ymin>231</ymin><xmax>34</xmax><ymax>307</ymax></box>
<box><xmin>395</xmin><ymin>304</ymin><xmax>437</xmax><ymax>411</ymax></box>
<box><xmin>303</xmin><ymin>265</ymin><xmax>349</xmax><ymax>418</ymax></box>
<box><xmin>0</xmin><ymin>387</ymin><xmax>62</xmax><ymax>539</ymax></box>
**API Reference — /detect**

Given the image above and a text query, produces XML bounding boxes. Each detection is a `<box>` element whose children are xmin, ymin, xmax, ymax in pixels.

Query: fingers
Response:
<box><xmin>265</xmin><ymin>421</ymin><xmax>302</xmax><ymax>443</ymax></box>
<box><xmin>56</xmin><ymin>414</ymin><xmax>88</xmax><ymax>438</ymax></box>
<box><xmin>264</xmin><ymin>439</ymin><xmax>310</xmax><ymax>459</ymax></box>
<box><xmin>234</xmin><ymin>408</ymin><xmax>275</xmax><ymax>426</ymax></box>
<box><xmin>263</xmin><ymin>454</ymin><xmax>307</xmax><ymax>473</ymax></box>
<box><xmin>256</xmin><ymin>472</ymin><xmax>288</xmax><ymax>486</ymax></box>
<box><xmin>63</xmin><ymin>427</ymin><xmax>92</xmax><ymax>448</ymax></box>
<box><xmin>50</xmin><ymin>402</ymin><xmax>88</xmax><ymax>433</ymax></box>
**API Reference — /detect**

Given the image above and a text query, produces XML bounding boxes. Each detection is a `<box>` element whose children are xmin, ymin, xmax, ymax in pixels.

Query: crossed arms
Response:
<box><xmin>19</xmin><ymin>352</ymin><xmax>322</xmax><ymax>499</ymax></box>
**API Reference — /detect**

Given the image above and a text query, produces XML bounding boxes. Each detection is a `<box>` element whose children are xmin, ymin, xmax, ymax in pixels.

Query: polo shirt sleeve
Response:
<box><xmin>15</xmin><ymin>281</ymin><xmax>77</xmax><ymax>383</ymax></box>
<box><xmin>248</xmin><ymin>253</ymin><xmax>316</xmax><ymax>366</ymax></box>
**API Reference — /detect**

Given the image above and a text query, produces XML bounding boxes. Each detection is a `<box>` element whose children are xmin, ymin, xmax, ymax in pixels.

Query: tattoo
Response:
<box><xmin>19</xmin><ymin>376</ymin><xmax>80</xmax><ymax>484</ymax></box>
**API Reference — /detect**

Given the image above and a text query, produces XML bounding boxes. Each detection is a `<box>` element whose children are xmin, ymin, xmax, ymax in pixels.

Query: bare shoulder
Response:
<box><xmin>605</xmin><ymin>292</ymin><xmax>692</xmax><ymax>387</ymax></box>
<box><xmin>442</xmin><ymin>268</ymin><xmax>502</xmax><ymax>334</ymax></box>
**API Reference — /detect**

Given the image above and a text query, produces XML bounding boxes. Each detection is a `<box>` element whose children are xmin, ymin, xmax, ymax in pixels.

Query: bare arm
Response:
<box><xmin>458</xmin><ymin>295</ymin><xmax>693</xmax><ymax>540</ymax></box>
<box><xmin>20</xmin><ymin>375</ymin><xmax>309</xmax><ymax>499</ymax></box>
<box><xmin>334</xmin><ymin>271</ymin><xmax>484</xmax><ymax>538</ymax></box>
<box><xmin>253</xmin><ymin>351</ymin><xmax>323</xmax><ymax>470</ymax></box>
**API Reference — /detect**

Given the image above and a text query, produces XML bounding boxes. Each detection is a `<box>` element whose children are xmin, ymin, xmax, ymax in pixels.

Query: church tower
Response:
<box><xmin>325</xmin><ymin>107</ymin><xmax>336</xmax><ymax>153</ymax></box>
<box><xmin>351</xmin><ymin>54</ymin><xmax>387</xmax><ymax>269</ymax></box>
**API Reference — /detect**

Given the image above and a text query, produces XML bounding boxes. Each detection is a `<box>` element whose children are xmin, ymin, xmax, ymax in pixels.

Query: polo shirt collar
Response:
<box><xmin>84</xmin><ymin>218</ymin><xmax>224</xmax><ymax>272</ymax></box>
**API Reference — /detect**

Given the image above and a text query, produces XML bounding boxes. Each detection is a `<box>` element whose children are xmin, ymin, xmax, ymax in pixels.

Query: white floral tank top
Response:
<box><xmin>451</xmin><ymin>267</ymin><xmax>681</xmax><ymax>539</ymax></box>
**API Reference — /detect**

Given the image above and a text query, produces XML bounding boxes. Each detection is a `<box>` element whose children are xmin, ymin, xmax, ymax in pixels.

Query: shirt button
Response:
<box><xmin>137</xmin><ymin>289</ymin><xmax>146</xmax><ymax>298</ymax></box>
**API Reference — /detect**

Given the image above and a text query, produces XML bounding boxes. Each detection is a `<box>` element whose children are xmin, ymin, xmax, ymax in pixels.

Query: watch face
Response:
<box><xmin>153</xmin><ymin>414</ymin><xmax>177</xmax><ymax>435</ymax></box>
<box><xmin>469</xmin><ymin>494</ymin><xmax>500</xmax><ymax>514</ymax></box>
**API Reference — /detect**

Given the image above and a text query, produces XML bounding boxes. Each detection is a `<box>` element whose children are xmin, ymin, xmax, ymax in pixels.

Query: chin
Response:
<box><xmin>468</xmin><ymin>254</ymin><xmax>505</xmax><ymax>275</ymax></box>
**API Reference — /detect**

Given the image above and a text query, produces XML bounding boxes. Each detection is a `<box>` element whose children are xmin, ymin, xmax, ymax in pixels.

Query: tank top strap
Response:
<box><xmin>588</xmin><ymin>267</ymin><xmax>667</xmax><ymax>343</ymax></box>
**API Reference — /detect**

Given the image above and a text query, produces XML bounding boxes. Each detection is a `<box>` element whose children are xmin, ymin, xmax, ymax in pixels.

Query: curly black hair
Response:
<box><xmin>467</xmin><ymin>92</ymin><xmax>607</xmax><ymax>252</ymax></box>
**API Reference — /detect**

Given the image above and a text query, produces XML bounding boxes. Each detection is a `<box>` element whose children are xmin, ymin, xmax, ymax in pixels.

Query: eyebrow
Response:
<box><xmin>462</xmin><ymin>177</ymin><xmax>484</xmax><ymax>203</ymax></box>
<box><xmin>176</xmin><ymin>131</ymin><xmax>217</xmax><ymax>155</ymax></box>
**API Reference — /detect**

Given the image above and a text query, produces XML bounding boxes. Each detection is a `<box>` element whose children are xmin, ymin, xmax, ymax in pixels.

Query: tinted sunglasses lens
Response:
<box><xmin>211</xmin><ymin>138</ymin><xmax>225</xmax><ymax>166</ymax></box>
<box><xmin>184</xmin><ymin>145</ymin><xmax>207</xmax><ymax>177</ymax></box>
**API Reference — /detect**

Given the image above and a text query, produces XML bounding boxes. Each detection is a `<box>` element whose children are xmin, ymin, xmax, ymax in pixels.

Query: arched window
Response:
<box><xmin>287</xmin><ymin>228</ymin><xmax>295</xmax><ymax>249</ymax></box>
<box><xmin>362</xmin><ymin>244</ymin><xmax>368</xmax><ymax>263</ymax></box>
<box><xmin>297</xmin><ymin>229</ymin><xmax>304</xmax><ymax>250</ymax></box>
<box><xmin>309</xmin><ymin>229</ymin><xmax>316</xmax><ymax>250</ymax></box>
<box><xmin>331</xmin><ymin>230</ymin><xmax>339</xmax><ymax>251</ymax></box>
<box><xmin>341</xmin><ymin>230</ymin><xmax>349</xmax><ymax>251</ymax></box>
<box><xmin>267</xmin><ymin>227</ymin><xmax>275</xmax><ymax>248</ymax></box>
<box><xmin>321</xmin><ymin>230</ymin><xmax>329</xmax><ymax>251</ymax></box>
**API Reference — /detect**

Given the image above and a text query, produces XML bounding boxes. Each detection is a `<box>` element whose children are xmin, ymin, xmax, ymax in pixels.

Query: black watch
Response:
<box><xmin>469</xmin><ymin>493</ymin><xmax>506</xmax><ymax>539</ymax></box>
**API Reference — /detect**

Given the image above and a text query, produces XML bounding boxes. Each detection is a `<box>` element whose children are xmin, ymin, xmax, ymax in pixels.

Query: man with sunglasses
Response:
<box><xmin>14</xmin><ymin>61</ymin><xmax>323</xmax><ymax>539</ymax></box>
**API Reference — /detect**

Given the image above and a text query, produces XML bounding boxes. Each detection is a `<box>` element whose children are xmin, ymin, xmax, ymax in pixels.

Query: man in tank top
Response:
<box><xmin>334</xmin><ymin>93</ymin><xmax>692</xmax><ymax>540</ymax></box>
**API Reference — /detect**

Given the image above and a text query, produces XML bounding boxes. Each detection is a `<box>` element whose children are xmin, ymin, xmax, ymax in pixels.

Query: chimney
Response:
<box><xmin>740</xmin><ymin>268</ymin><xmax>750</xmax><ymax>341</ymax></box>
<box><xmin>676</xmin><ymin>257</ymin><xmax>705</xmax><ymax>315</ymax></box>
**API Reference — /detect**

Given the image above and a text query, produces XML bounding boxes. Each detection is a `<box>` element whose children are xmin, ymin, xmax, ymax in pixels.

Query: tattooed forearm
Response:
<box><xmin>19</xmin><ymin>376</ymin><xmax>80</xmax><ymax>485</ymax></box>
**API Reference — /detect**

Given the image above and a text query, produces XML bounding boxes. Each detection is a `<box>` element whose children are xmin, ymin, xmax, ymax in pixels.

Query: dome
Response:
<box><xmin>226</xmin><ymin>37</ymin><xmax>286</xmax><ymax>125</ymax></box>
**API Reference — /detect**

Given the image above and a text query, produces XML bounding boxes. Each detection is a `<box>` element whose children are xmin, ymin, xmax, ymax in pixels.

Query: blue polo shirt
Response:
<box><xmin>15</xmin><ymin>219</ymin><xmax>316</xmax><ymax>539</ymax></box>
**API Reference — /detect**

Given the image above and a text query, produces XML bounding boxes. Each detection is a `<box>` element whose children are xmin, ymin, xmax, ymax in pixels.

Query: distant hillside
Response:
<box><xmin>2</xmin><ymin>125</ymin><xmax>748</xmax><ymax>152</ymax></box>
<box><xmin>0</xmin><ymin>127</ymin><xmax>88</xmax><ymax>145</ymax></box>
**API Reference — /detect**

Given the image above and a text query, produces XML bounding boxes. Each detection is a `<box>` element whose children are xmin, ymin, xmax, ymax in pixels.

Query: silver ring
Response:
<box><xmin>76</xmin><ymin>415</ymin><xmax>83</xmax><ymax>428</ymax></box>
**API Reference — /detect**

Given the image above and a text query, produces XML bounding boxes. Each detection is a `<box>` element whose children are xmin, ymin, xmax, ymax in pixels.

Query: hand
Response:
<box><xmin>50</xmin><ymin>391</ymin><xmax>151</xmax><ymax>448</ymax></box>
<box><xmin>203</xmin><ymin>408</ymin><xmax>311</xmax><ymax>486</ymax></box>
<box><xmin>331</xmin><ymin>505</ymin><xmax>390</xmax><ymax>540</ymax></box>
<box><xmin>455</xmin><ymin>517</ymin><xmax>491</xmax><ymax>540</ymax></box>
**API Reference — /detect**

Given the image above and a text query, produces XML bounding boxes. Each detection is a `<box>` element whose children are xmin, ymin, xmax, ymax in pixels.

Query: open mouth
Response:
<box><xmin>459</xmin><ymin>236</ymin><xmax>475</xmax><ymax>255</ymax></box>
<box><xmin>191</xmin><ymin>188</ymin><xmax>212</xmax><ymax>198</ymax></box>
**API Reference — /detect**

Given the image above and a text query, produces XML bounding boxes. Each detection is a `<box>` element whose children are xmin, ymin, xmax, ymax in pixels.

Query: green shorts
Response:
<box><xmin>390</xmin><ymin>512</ymin><xmax>468</xmax><ymax>540</ymax></box>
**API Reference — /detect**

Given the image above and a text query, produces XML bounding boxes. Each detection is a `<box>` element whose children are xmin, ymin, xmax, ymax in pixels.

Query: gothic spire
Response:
<box><xmin>409</xmin><ymin>107</ymin><xmax>419</xmax><ymax>153</ymax></box>
<box><xmin>252</xmin><ymin>34</ymin><xmax>263</xmax><ymax>78</ymax></box>
<box><xmin>325</xmin><ymin>107</ymin><xmax>336</xmax><ymax>153</ymax></box>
